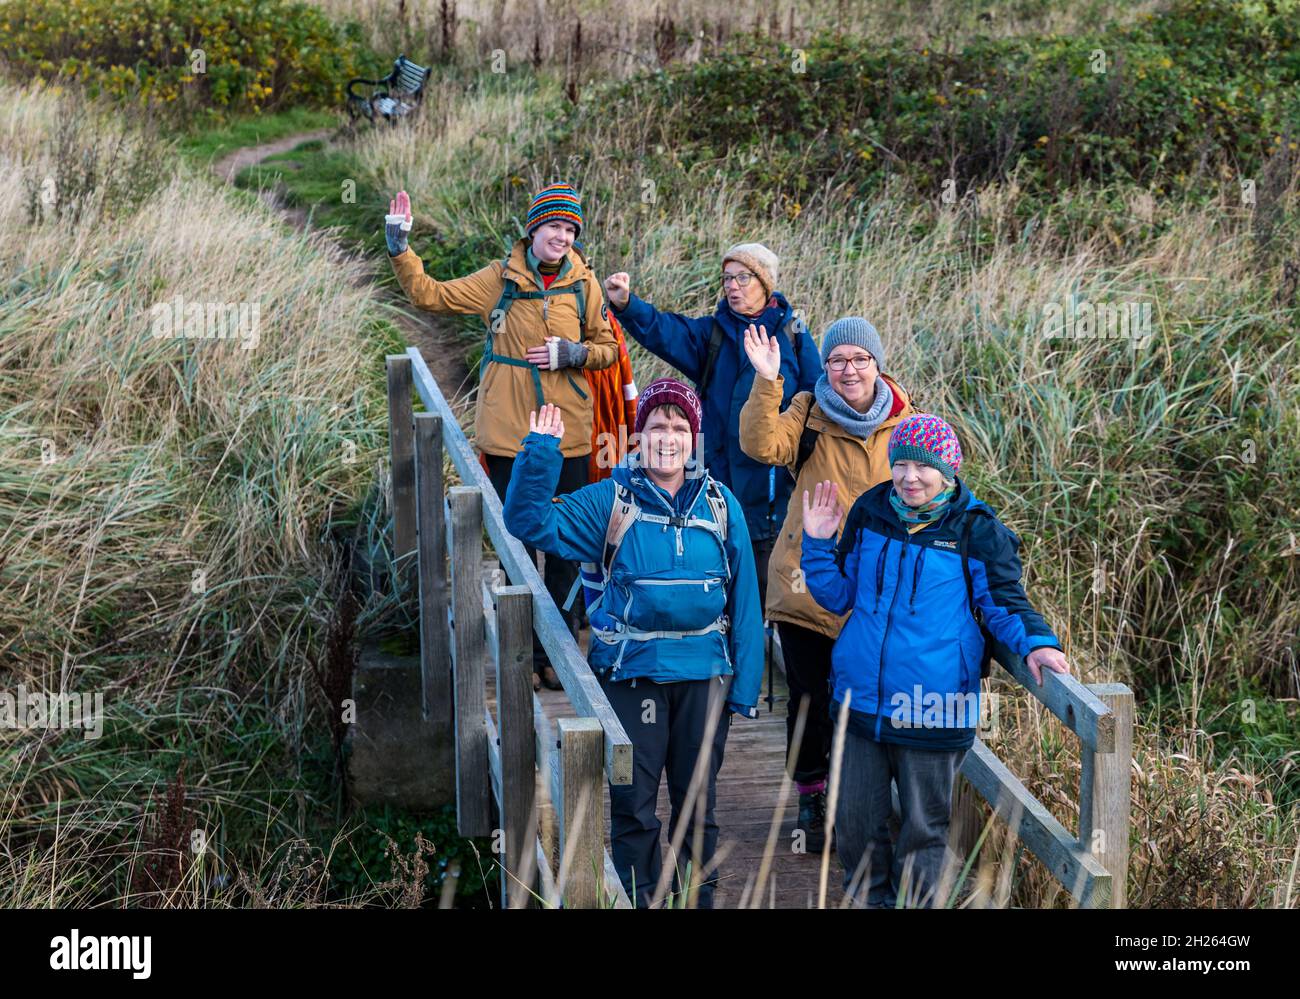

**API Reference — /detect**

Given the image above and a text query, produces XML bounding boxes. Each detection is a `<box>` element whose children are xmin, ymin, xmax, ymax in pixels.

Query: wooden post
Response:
<box><xmin>1089</xmin><ymin>684</ymin><xmax>1133</xmax><ymax>909</ymax></box>
<box><xmin>386</xmin><ymin>355</ymin><xmax>417</xmax><ymax>592</ymax></box>
<box><xmin>448</xmin><ymin>486</ymin><xmax>489</xmax><ymax>836</ymax></box>
<box><xmin>413</xmin><ymin>414</ymin><xmax>452</xmax><ymax>767</ymax></box>
<box><xmin>948</xmin><ymin>772</ymin><xmax>985</xmax><ymax>904</ymax></box>
<box><xmin>495</xmin><ymin>585</ymin><xmax>537</xmax><ymax>909</ymax></box>
<box><xmin>557</xmin><ymin>717</ymin><xmax>605</xmax><ymax>909</ymax></box>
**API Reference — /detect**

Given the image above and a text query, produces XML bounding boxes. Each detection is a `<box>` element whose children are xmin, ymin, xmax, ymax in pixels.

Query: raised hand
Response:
<box><xmin>604</xmin><ymin>272</ymin><xmax>631</xmax><ymax>310</ymax></box>
<box><xmin>529</xmin><ymin>404</ymin><xmax>565</xmax><ymax>439</ymax></box>
<box><xmin>742</xmin><ymin>323</ymin><xmax>780</xmax><ymax>381</ymax></box>
<box><xmin>802</xmin><ymin>480</ymin><xmax>843</xmax><ymax>539</ymax></box>
<box><xmin>389</xmin><ymin>190</ymin><xmax>412</xmax><ymax>222</ymax></box>
<box><xmin>385</xmin><ymin>190</ymin><xmax>413</xmax><ymax>256</ymax></box>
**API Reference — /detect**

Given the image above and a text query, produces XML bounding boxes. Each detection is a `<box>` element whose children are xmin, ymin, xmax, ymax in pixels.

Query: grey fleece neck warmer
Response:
<box><xmin>813</xmin><ymin>374</ymin><xmax>894</xmax><ymax>440</ymax></box>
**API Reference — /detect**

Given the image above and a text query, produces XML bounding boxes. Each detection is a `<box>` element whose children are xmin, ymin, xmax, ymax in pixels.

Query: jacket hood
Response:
<box><xmin>711</xmin><ymin>289</ymin><xmax>792</xmax><ymax>333</ymax></box>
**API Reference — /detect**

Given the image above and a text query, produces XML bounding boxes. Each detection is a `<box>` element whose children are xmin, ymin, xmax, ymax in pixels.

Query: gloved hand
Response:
<box><xmin>386</xmin><ymin>190</ymin><xmax>413</xmax><ymax>257</ymax></box>
<box><xmin>526</xmin><ymin>336</ymin><xmax>589</xmax><ymax>369</ymax></box>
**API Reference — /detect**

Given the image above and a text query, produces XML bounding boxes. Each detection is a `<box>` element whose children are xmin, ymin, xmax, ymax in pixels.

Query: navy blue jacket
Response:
<box><xmin>801</xmin><ymin>478</ymin><xmax>1062</xmax><ymax>750</ymax></box>
<box><xmin>612</xmin><ymin>291</ymin><xmax>822</xmax><ymax>542</ymax></box>
<box><xmin>503</xmin><ymin>431</ymin><xmax>765</xmax><ymax>716</ymax></box>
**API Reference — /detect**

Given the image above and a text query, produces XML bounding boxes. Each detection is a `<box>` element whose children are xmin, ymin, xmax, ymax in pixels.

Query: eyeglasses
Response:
<box><xmin>721</xmin><ymin>271</ymin><xmax>757</xmax><ymax>288</ymax></box>
<box><xmin>826</xmin><ymin>354</ymin><xmax>876</xmax><ymax>372</ymax></box>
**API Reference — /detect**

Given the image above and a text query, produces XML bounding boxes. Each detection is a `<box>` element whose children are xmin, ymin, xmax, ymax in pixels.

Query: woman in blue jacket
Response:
<box><xmin>504</xmin><ymin>378</ymin><xmax>764</xmax><ymax>908</ymax></box>
<box><xmin>604</xmin><ymin>244</ymin><xmax>822</xmax><ymax>605</ymax></box>
<box><xmin>800</xmin><ymin>413</ymin><xmax>1070</xmax><ymax>908</ymax></box>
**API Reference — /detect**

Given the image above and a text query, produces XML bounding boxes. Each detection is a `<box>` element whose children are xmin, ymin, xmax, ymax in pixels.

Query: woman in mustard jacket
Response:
<box><xmin>385</xmin><ymin>183</ymin><xmax>619</xmax><ymax>688</ymax></box>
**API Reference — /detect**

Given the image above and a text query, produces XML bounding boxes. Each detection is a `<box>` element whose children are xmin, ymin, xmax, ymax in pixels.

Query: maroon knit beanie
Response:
<box><xmin>634</xmin><ymin>378</ymin><xmax>702</xmax><ymax>439</ymax></box>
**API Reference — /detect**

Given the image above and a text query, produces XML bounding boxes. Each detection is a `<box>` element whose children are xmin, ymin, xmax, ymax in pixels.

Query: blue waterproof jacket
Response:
<box><xmin>503</xmin><ymin>432</ymin><xmax>764</xmax><ymax>717</ymax></box>
<box><xmin>801</xmin><ymin>477</ymin><xmax>1062</xmax><ymax>750</ymax></box>
<box><xmin>612</xmin><ymin>291</ymin><xmax>822</xmax><ymax>542</ymax></box>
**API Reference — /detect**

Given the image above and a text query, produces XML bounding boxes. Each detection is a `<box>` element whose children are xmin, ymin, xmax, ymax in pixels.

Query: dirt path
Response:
<box><xmin>210</xmin><ymin>128</ymin><xmax>472</xmax><ymax>412</ymax></box>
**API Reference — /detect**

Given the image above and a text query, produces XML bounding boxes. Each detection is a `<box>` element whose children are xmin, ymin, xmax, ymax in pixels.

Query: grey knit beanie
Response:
<box><xmin>820</xmin><ymin>317</ymin><xmax>886</xmax><ymax>371</ymax></box>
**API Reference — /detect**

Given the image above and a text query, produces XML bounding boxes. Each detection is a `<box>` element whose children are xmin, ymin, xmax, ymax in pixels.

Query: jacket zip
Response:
<box><xmin>873</xmin><ymin>537</ymin><xmax>890</xmax><ymax>613</ymax></box>
<box><xmin>874</xmin><ymin>531</ymin><xmax>910</xmax><ymax>740</ymax></box>
<box><xmin>908</xmin><ymin>544</ymin><xmax>926</xmax><ymax>614</ymax></box>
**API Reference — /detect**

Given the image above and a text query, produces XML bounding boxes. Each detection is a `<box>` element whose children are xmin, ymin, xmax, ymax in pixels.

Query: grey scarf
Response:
<box><xmin>813</xmin><ymin>374</ymin><xmax>893</xmax><ymax>440</ymax></box>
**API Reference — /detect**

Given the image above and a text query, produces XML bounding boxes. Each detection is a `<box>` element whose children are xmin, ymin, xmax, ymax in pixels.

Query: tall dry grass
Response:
<box><xmin>0</xmin><ymin>81</ymin><xmax>404</xmax><ymax>905</ymax></box>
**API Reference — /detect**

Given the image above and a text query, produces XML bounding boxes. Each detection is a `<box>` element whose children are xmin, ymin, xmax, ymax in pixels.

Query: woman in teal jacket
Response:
<box><xmin>504</xmin><ymin>378</ymin><xmax>763</xmax><ymax>908</ymax></box>
<box><xmin>801</xmin><ymin>413</ymin><xmax>1070</xmax><ymax>907</ymax></box>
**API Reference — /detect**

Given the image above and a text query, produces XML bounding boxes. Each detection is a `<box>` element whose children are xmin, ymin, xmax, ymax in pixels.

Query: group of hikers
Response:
<box><xmin>384</xmin><ymin>182</ymin><xmax>1071</xmax><ymax>909</ymax></box>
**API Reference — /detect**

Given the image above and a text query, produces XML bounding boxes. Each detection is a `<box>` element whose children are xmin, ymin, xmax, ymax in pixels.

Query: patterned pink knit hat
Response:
<box><xmin>887</xmin><ymin>413</ymin><xmax>963</xmax><ymax>478</ymax></box>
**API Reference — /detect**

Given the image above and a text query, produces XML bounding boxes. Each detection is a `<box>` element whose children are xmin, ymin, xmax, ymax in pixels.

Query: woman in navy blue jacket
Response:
<box><xmin>504</xmin><ymin>379</ymin><xmax>764</xmax><ymax>908</ymax></box>
<box><xmin>800</xmin><ymin>413</ymin><xmax>1070</xmax><ymax>908</ymax></box>
<box><xmin>604</xmin><ymin>245</ymin><xmax>822</xmax><ymax>605</ymax></box>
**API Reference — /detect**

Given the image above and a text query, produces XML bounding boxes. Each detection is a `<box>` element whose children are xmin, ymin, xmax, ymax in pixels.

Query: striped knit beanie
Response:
<box><xmin>526</xmin><ymin>183</ymin><xmax>583</xmax><ymax>237</ymax></box>
<box><xmin>888</xmin><ymin>413</ymin><xmax>963</xmax><ymax>479</ymax></box>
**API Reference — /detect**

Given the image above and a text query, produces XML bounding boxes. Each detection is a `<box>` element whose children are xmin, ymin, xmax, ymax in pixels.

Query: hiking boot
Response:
<box><xmin>540</xmin><ymin>665</ymin><xmax>564</xmax><ymax>691</ymax></box>
<box><xmin>797</xmin><ymin>790</ymin><xmax>828</xmax><ymax>854</ymax></box>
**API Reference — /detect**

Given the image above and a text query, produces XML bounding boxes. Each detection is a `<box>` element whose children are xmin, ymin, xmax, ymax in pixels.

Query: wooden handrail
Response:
<box><xmin>401</xmin><ymin>347</ymin><xmax>632</xmax><ymax>785</ymax></box>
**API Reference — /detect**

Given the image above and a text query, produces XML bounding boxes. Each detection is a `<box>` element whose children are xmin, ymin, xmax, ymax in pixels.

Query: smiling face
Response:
<box><xmin>530</xmin><ymin>219</ymin><xmax>577</xmax><ymax>263</ymax></box>
<box><xmin>640</xmin><ymin>405</ymin><xmax>694</xmax><ymax>481</ymax></box>
<box><xmin>891</xmin><ymin>460</ymin><xmax>947</xmax><ymax>506</ymax></box>
<box><xmin>722</xmin><ymin>260</ymin><xmax>768</xmax><ymax>316</ymax></box>
<box><xmin>826</xmin><ymin>344</ymin><xmax>879</xmax><ymax>412</ymax></box>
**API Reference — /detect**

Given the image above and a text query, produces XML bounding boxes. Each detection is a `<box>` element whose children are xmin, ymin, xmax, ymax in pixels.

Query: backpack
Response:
<box><xmin>564</xmin><ymin>475</ymin><xmax>731</xmax><ymax>631</ymax></box>
<box><xmin>792</xmin><ymin>406</ymin><xmax>820</xmax><ymax>481</ymax></box>
<box><xmin>697</xmin><ymin>309</ymin><xmax>810</xmax><ymax>403</ymax></box>
<box><xmin>481</xmin><ymin>252</ymin><xmax>590</xmax><ymax>409</ymax></box>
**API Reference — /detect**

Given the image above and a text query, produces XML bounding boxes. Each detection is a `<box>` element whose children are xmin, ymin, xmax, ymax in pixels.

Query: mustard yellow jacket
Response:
<box><xmin>391</xmin><ymin>239</ymin><xmax>618</xmax><ymax>457</ymax></box>
<box><xmin>739</xmin><ymin>372</ymin><xmax>914</xmax><ymax>638</ymax></box>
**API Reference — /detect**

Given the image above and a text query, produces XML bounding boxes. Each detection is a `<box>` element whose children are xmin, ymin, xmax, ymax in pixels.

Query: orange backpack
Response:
<box><xmin>583</xmin><ymin>311</ymin><xmax>638</xmax><ymax>483</ymax></box>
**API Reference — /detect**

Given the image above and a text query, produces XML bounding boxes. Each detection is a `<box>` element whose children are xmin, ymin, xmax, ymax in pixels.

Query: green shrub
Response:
<box><xmin>567</xmin><ymin>0</ymin><xmax>1300</xmax><ymax>210</ymax></box>
<box><xmin>0</xmin><ymin>0</ymin><xmax>371</xmax><ymax>115</ymax></box>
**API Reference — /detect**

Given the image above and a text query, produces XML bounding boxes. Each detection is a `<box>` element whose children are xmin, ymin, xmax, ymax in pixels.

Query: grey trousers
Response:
<box><xmin>836</xmin><ymin>729</ymin><xmax>968</xmax><ymax>908</ymax></box>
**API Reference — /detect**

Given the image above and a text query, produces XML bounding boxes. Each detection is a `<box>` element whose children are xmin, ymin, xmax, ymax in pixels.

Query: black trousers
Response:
<box><xmin>599</xmin><ymin>673</ymin><xmax>732</xmax><ymax>909</ymax></box>
<box><xmin>485</xmin><ymin>451</ymin><xmax>588</xmax><ymax>671</ymax></box>
<box><xmin>776</xmin><ymin>621</ymin><xmax>836</xmax><ymax>785</ymax></box>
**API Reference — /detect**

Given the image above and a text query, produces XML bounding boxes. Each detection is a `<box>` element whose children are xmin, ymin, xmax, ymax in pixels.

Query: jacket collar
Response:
<box><xmin>711</xmin><ymin>290</ymin><xmax>791</xmax><ymax>335</ymax></box>
<box><xmin>862</xmin><ymin>475</ymin><xmax>986</xmax><ymax>533</ymax></box>
<box><xmin>612</xmin><ymin>454</ymin><xmax>708</xmax><ymax>514</ymax></box>
<box><xmin>503</xmin><ymin>238</ymin><xmax>588</xmax><ymax>290</ymax></box>
<box><xmin>808</xmin><ymin>373</ymin><xmax>912</xmax><ymax>439</ymax></box>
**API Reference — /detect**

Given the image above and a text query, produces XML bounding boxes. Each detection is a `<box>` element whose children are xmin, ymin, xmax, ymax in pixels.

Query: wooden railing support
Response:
<box><xmin>495</xmin><ymin>585</ymin><xmax>537</xmax><ymax>908</ymax></box>
<box><xmin>555</xmin><ymin>717</ymin><xmax>606</xmax><ymax>909</ymax></box>
<box><xmin>448</xmin><ymin>486</ymin><xmax>490</xmax><ymax>836</ymax></box>
<box><xmin>1089</xmin><ymin>683</ymin><xmax>1134</xmax><ymax>909</ymax></box>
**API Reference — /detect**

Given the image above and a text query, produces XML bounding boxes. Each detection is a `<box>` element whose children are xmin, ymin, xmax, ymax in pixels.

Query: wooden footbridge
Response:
<box><xmin>384</xmin><ymin>347</ymin><xmax>1134</xmax><ymax>909</ymax></box>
